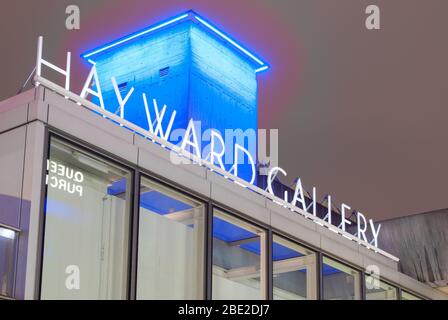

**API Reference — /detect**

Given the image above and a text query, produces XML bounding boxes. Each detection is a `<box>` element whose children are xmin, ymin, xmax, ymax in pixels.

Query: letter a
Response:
<box><xmin>65</xmin><ymin>5</ymin><xmax>80</xmax><ymax>30</ymax></box>
<box><xmin>65</xmin><ymin>265</ymin><xmax>80</xmax><ymax>290</ymax></box>
<box><xmin>365</xmin><ymin>5</ymin><xmax>380</xmax><ymax>30</ymax></box>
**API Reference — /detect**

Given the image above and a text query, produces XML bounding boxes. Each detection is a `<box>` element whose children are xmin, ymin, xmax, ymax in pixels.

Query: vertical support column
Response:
<box><xmin>259</xmin><ymin>230</ymin><xmax>267</xmax><ymax>300</ymax></box>
<box><xmin>306</xmin><ymin>255</ymin><xmax>318</xmax><ymax>299</ymax></box>
<box><xmin>129</xmin><ymin>169</ymin><xmax>140</xmax><ymax>300</ymax></box>
<box><xmin>192</xmin><ymin>205</ymin><xmax>205</xmax><ymax>299</ymax></box>
<box><xmin>24</xmin><ymin>123</ymin><xmax>48</xmax><ymax>299</ymax></box>
<box><xmin>266</xmin><ymin>229</ymin><xmax>273</xmax><ymax>300</ymax></box>
<box><xmin>205</xmin><ymin>201</ymin><xmax>213</xmax><ymax>300</ymax></box>
<box><xmin>354</xmin><ymin>271</ymin><xmax>362</xmax><ymax>300</ymax></box>
<box><xmin>317</xmin><ymin>252</ymin><xmax>324</xmax><ymax>300</ymax></box>
<box><xmin>361</xmin><ymin>270</ymin><xmax>367</xmax><ymax>300</ymax></box>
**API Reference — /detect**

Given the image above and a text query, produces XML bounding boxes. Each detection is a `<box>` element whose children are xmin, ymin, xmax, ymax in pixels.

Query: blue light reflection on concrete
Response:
<box><xmin>82</xmin><ymin>11</ymin><xmax>269</xmax><ymax>183</ymax></box>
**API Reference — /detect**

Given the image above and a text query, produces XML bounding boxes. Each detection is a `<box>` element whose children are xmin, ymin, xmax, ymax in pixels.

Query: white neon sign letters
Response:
<box><xmin>267</xmin><ymin>167</ymin><xmax>382</xmax><ymax>247</ymax></box>
<box><xmin>35</xmin><ymin>36</ymin><xmax>385</xmax><ymax>251</ymax></box>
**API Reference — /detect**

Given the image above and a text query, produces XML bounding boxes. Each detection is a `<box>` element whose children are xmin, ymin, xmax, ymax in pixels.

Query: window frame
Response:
<box><xmin>271</xmin><ymin>233</ymin><xmax>318</xmax><ymax>300</ymax></box>
<box><xmin>38</xmin><ymin>131</ymin><xmax>136</xmax><ymax>300</ymax></box>
<box><xmin>401</xmin><ymin>289</ymin><xmax>425</xmax><ymax>300</ymax></box>
<box><xmin>32</xmin><ymin>129</ymin><xmax>431</xmax><ymax>300</ymax></box>
<box><xmin>135</xmin><ymin>174</ymin><xmax>208</xmax><ymax>300</ymax></box>
<box><xmin>211</xmin><ymin>205</ymin><xmax>269</xmax><ymax>300</ymax></box>
<box><xmin>321</xmin><ymin>255</ymin><xmax>363</xmax><ymax>300</ymax></box>
<box><xmin>365</xmin><ymin>276</ymin><xmax>399</xmax><ymax>300</ymax></box>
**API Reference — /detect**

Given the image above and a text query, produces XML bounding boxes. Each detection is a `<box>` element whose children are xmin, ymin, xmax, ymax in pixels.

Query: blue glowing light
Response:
<box><xmin>82</xmin><ymin>13</ymin><xmax>190</xmax><ymax>59</ymax></box>
<box><xmin>255</xmin><ymin>66</ymin><xmax>269</xmax><ymax>73</ymax></box>
<box><xmin>82</xmin><ymin>10</ymin><xmax>269</xmax><ymax>72</ymax></box>
<box><xmin>81</xmin><ymin>10</ymin><xmax>268</xmax><ymax>184</ymax></box>
<box><xmin>193</xmin><ymin>15</ymin><xmax>268</xmax><ymax>69</ymax></box>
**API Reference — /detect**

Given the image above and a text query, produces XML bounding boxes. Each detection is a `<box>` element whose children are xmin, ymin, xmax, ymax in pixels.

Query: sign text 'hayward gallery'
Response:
<box><xmin>33</xmin><ymin>36</ymin><xmax>385</xmax><ymax>252</ymax></box>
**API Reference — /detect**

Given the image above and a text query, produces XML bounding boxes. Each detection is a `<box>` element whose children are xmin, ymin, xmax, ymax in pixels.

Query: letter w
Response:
<box><xmin>143</xmin><ymin>93</ymin><xmax>176</xmax><ymax>141</ymax></box>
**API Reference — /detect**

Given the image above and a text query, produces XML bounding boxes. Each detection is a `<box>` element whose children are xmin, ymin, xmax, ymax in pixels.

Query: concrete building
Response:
<box><xmin>378</xmin><ymin>208</ymin><xmax>448</xmax><ymax>295</ymax></box>
<box><xmin>0</xmin><ymin>11</ymin><xmax>446</xmax><ymax>300</ymax></box>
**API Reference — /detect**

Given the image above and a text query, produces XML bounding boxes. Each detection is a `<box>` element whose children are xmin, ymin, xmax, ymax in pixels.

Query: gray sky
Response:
<box><xmin>1</xmin><ymin>0</ymin><xmax>447</xmax><ymax>221</ymax></box>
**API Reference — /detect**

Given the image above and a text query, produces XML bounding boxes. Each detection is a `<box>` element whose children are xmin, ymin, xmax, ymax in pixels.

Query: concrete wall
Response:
<box><xmin>0</xmin><ymin>89</ymin><xmax>46</xmax><ymax>299</ymax></box>
<box><xmin>87</xmin><ymin>20</ymin><xmax>258</xmax><ymax>183</ymax></box>
<box><xmin>93</xmin><ymin>22</ymin><xmax>191</xmax><ymax>133</ymax></box>
<box><xmin>379</xmin><ymin>209</ymin><xmax>448</xmax><ymax>290</ymax></box>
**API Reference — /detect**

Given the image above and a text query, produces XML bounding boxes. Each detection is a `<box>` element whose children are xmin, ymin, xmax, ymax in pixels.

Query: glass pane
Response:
<box><xmin>402</xmin><ymin>291</ymin><xmax>422</xmax><ymax>300</ymax></box>
<box><xmin>366</xmin><ymin>279</ymin><xmax>398</xmax><ymax>300</ymax></box>
<box><xmin>41</xmin><ymin>138</ymin><xmax>131</xmax><ymax>299</ymax></box>
<box><xmin>322</xmin><ymin>257</ymin><xmax>361</xmax><ymax>300</ymax></box>
<box><xmin>0</xmin><ymin>226</ymin><xmax>17</xmax><ymax>297</ymax></box>
<box><xmin>137</xmin><ymin>178</ymin><xmax>205</xmax><ymax>299</ymax></box>
<box><xmin>212</xmin><ymin>210</ymin><xmax>265</xmax><ymax>300</ymax></box>
<box><xmin>272</xmin><ymin>235</ymin><xmax>317</xmax><ymax>300</ymax></box>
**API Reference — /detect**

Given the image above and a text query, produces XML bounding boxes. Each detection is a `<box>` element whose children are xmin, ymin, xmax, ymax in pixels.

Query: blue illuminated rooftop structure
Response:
<box><xmin>81</xmin><ymin>10</ymin><xmax>269</xmax><ymax>183</ymax></box>
<box><xmin>82</xmin><ymin>10</ymin><xmax>269</xmax><ymax>72</ymax></box>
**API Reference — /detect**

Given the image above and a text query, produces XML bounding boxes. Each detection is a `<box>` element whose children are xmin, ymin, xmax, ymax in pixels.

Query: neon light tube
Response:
<box><xmin>255</xmin><ymin>66</ymin><xmax>269</xmax><ymax>73</ymax></box>
<box><xmin>82</xmin><ymin>13</ymin><xmax>189</xmax><ymax>59</ymax></box>
<box><xmin>194</xmin><ymin>15</ymin><xmax>266</xmax><ymax>67</ymax></box>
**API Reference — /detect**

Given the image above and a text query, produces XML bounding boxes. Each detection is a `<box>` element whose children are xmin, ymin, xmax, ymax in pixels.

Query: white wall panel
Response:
<box><xmin>0</xmin><ymin>126</ymin><xmax>26</xmax><ymax>227</ymax></box>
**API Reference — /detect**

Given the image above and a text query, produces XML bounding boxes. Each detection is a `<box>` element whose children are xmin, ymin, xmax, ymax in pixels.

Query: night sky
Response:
<box><xmin>1</xmin><ymin>0</ymin><xmax>447</xmax><ymax>221</ymax></box>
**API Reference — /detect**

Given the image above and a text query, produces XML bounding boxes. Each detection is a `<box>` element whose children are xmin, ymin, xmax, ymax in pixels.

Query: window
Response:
<box><xmin>322</xmin><ymin>257</ymin><xmax>361</xmax><ymax>300</ymax></box>
<box><xmin>212</xmin><ymin>209</ymin><xmax>266</xmax><ymax>300</ymax></box>
<box><xmin>366</xmin><ymin>278</ymin><xmax>398</xmax><ymax>300</ymax></box>
<box><xmin>137</xmin><ymin>177</ymin><xmax>205</xmax><ymax>299</ymax></box>
<box><xmin>41</xmin><ymin>137</ymin><xmax>132</xmax><ymax>299</ymax></box>
<box><xmin>401</xmin><ymin>290</ymin><xmax>422</xmax><ymax>300</ymax></box>
<box><xmin>0</xmin><ymin>226</ymin><xmax>17</xmax><ymax>298</ymax></box>
<box><xmin>272</xmin><ymin>235</ymin><xmax>317</xmax><ymax>300</ymax></box>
